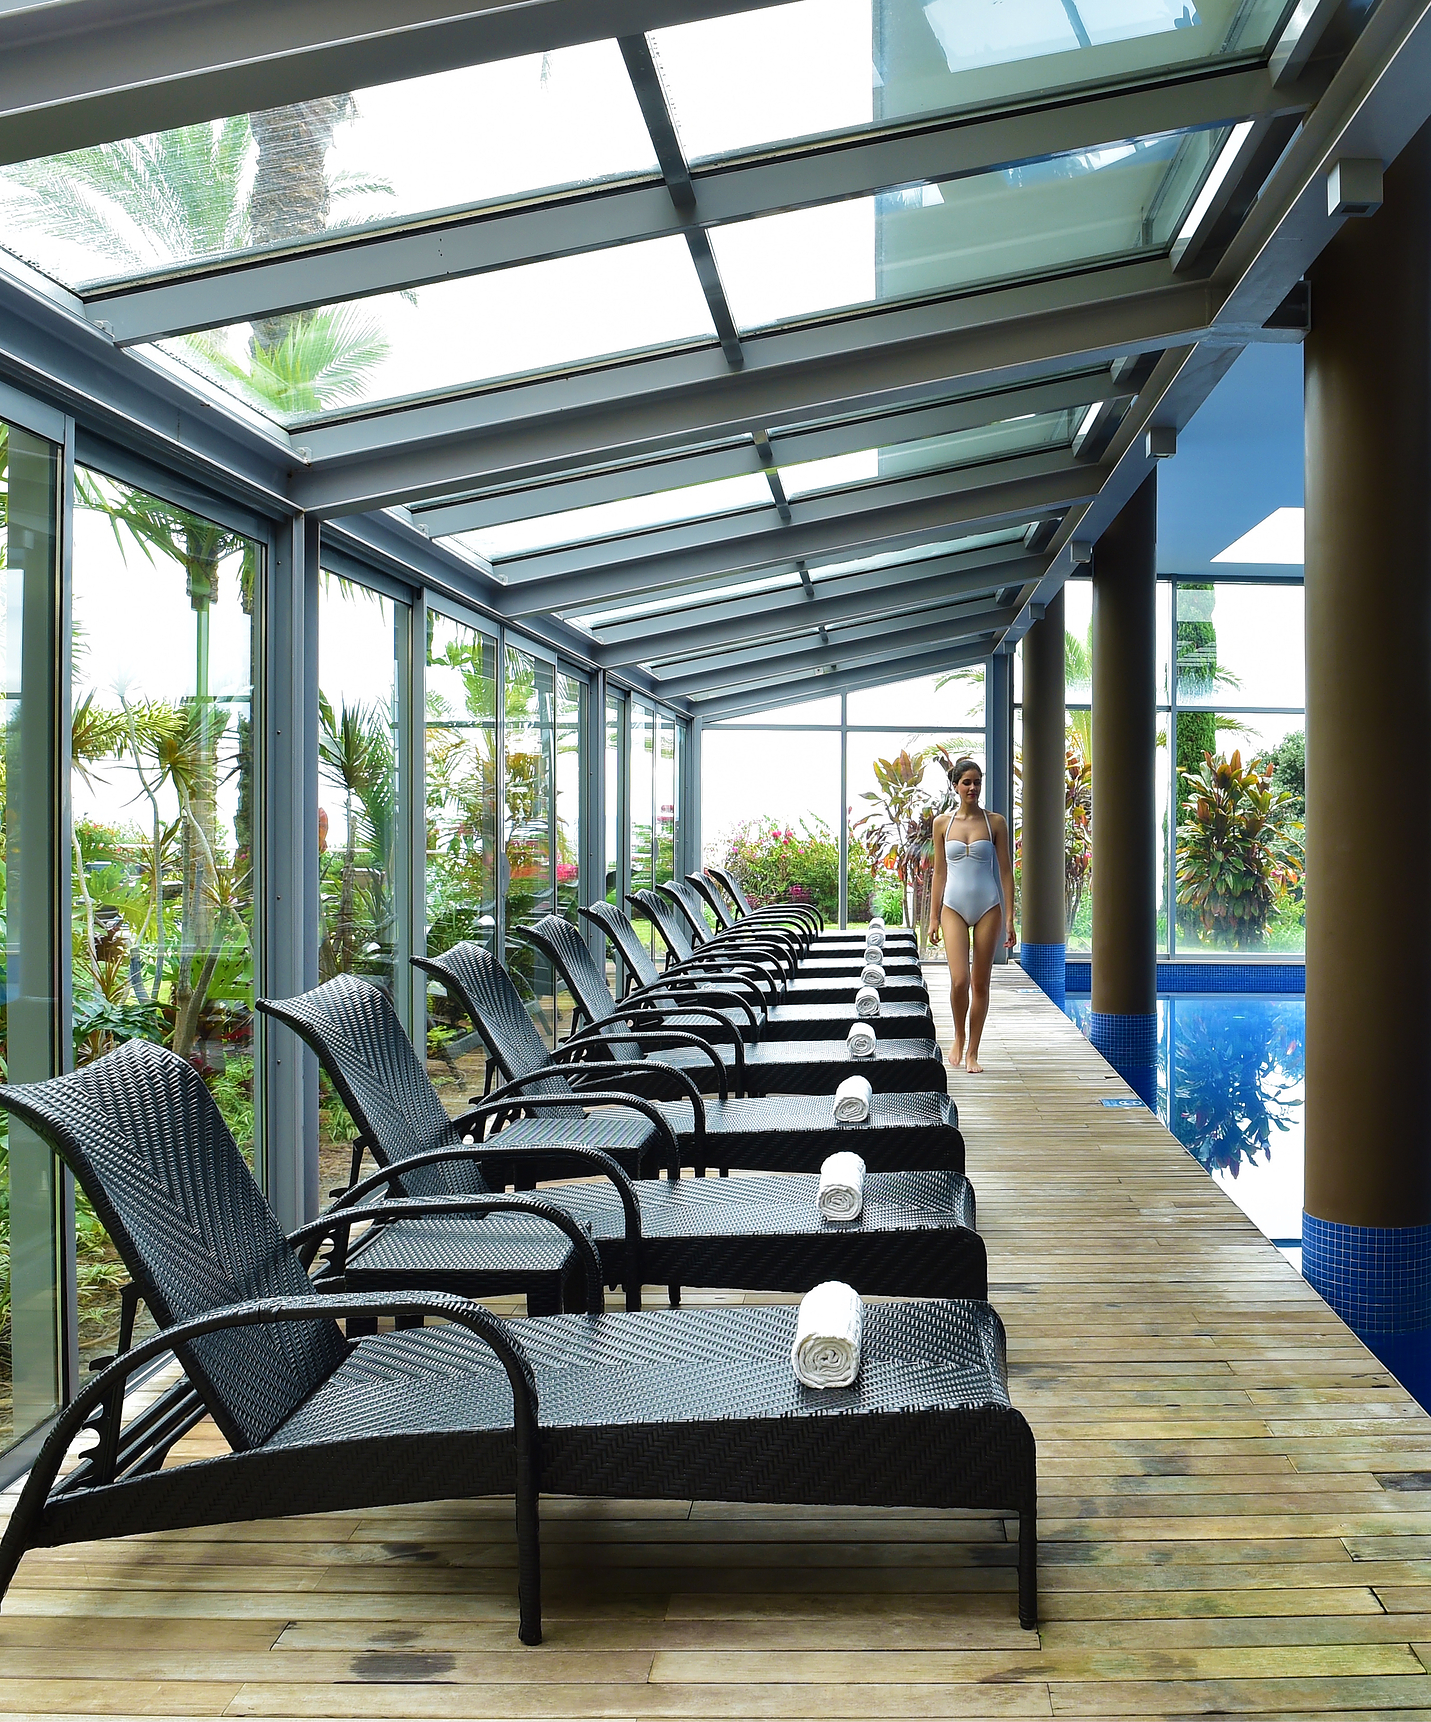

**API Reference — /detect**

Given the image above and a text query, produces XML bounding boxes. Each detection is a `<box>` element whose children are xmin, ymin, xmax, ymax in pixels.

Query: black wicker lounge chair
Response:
<box><xmin>655</xmin><ymin>881</ymin><xmax>925</xmax><ymax>981</ymax></box>
<box><xmin>417</xmin><ymin>941</ymin><xmax>967</xmax><ymax>1175</ymax></box>
<box><xmin>0</xmin><ymin>1039</ymin><xmax>1038</xmax><ymax>1641</ymax></box>
<box><xmin>633</xmin><ymin>888</ymin><xmax>931</xmax><ymax>1007</ymax></box>
<box><xmin>259</xmin><ymin>974</ymin><xmax>986</xmax><ymax>1310</ymax></box>
<box><xmin>521</xmin><ymin>913</ymin><xmax>945</xmax><ymax>1096</ymax></box>
<box><xmin>586</xmin><ymin>901</ymin><xmax>935</xmax><ymax>1043</ymax></box>
<box><xmin>687</xmin><ymin>871</ymin><xmax>917</xmax><ymax>955</ymax></box>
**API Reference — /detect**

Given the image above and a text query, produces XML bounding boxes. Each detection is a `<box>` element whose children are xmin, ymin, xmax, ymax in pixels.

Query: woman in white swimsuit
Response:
<box><xmin>929</xmin><ymin>758</ymin><xmax>1016</xmax><ymax>1074</ymax></box>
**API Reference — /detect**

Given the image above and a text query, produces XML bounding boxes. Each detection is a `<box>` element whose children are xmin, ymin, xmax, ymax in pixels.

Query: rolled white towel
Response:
<box><xmin>833</xmin><ymin>1073</ymin><xmax>873</xmax><ymax>1124</ymax></box>
<box><xmin>818</xmin><ymin>1151</ymin><xmax>866</xmax><ymax>1222</ymax></box>
<box><xmin>855</xmin><ymin>985</ymin><xmax>881</xmax><ymax>1018</ymax></box>
<box><xmin>792</xmin><ymin>1281</ymin><xmax>864</xmax><ymax>1389</ymax></box>
<box><xmin>846</xmin><ymin>1018</ymin><xmax>877</xmax><ymax>1058</ymax></box>
<box><xmin>865</xmin><ymin>926</ymin><xmax>886</xmax><ymax>949</ymax></box>
<box><xmin>869</xmin><ymin>914</ymin><xmax>885</xmax><ymax>930</ymax></box>
<box><xmin>860</xmin><ymin>961</ymin><xmax>886</xmax><ymax>989</ymax></box>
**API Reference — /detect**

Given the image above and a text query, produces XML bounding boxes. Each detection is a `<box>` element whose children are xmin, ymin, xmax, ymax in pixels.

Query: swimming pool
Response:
<box><xmin>1066</xmin><ymin>995</ymin><xmax>1305</xmax><ymax>1265</ymax></box>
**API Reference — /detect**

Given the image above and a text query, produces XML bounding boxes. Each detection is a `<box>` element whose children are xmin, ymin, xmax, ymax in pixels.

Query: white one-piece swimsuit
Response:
<box><xmin>942</xmin><ymin>811</ymin><xmax>1003</xmax><ymax>927</ymax></box>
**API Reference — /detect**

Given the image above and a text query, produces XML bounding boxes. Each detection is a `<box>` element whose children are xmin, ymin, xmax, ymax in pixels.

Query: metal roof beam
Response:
<box><xmin>595</xmin><ymin>545</ymin><xmax>1040</xmax><ymax>666</ymax></box>
<box><xmin>414</xmin><ymin>369</ymin><xmax>1113</xmax><ymax>537</ymax></box>
<box><xmin>498</xmin><ymin>458</ymin><xmax>1097</xmax><ymax>617</ymax></box>
<box><xmin>655</xmin><ymin>604</ymin><xmax>1014</xmax><ymax>697</ymax></box>
<box><xmin>693</xmin><ymin>641</ymin><xmax>990</xmax><ymax>721</ymax></box>
<box><xmin>0</xmin><ymin>0</ymin><xmax>795</xmax><ymax>165</ymax></box>
<box><xmin>290</xmin><ymin>262</ymin><xmax>1222</xmax><ymax>515</ymax></box>
<box><xmin>85</xmin><ymin>64</ymin><xmax>1307</xmax><ymax>345</ymax></box>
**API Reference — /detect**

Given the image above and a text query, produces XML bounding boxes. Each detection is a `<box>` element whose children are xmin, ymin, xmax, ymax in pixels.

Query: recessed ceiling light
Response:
<box><xmin>1212</xmin><ymin>506</ymin><xmax>1303</xmax><ymax>564</ymax></box>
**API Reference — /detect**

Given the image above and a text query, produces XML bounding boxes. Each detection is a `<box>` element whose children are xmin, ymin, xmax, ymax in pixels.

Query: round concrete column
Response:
<box><xmin>1302</xmin><ymin>119</ymin><xmax>1431</xmax><ymax>1390</ymax></box>
<box><xmin>1020</xmin><ymin>588</ymin><xmax>1067</xmax><ymax>1006</ymax></box>
<box><xmin>1090</xmin><ymin>473</ymin><xmax>1159</xmax><ymax>1103</ymax></box>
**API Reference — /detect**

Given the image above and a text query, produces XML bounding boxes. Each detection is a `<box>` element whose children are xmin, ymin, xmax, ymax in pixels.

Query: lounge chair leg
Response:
<box><xmin>668</xmin><ymin>1284</ymin><xmax>681</xmax><ymax>1307</ymax></box>
<box><xmin>514</xmin><ymin>1431</ymin><xmax>542</xmax><ymax>1646</ymax></box>
<box><xmin>346</xmin><ymin>1316</ymin><xmax>378</xmax><ymax>1337</ymax></box>
<box><xmin>1017</xmin><ymin>1499</ymin><xmax>1038</xmax><ymax>1630</ymax></box>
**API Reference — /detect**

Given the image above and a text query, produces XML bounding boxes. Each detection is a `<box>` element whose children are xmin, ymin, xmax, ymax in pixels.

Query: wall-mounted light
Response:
<box><xmin>1070</xmin><ymin>540</ymin><xmax>1094</xmax><ymax>567</ymax></box>
<box><xmin>1145</xmin><ymin>426</ymin><xmax>1177</xmax><ymax>459</ymax></box>
<box><xmin>1327</xmin><ymin>158</ymin><xmax>1383</xmax><ymax>218</ymax></box>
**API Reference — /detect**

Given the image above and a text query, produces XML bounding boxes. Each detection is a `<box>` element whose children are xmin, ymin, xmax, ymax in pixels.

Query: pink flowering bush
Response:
<box><xmin>716</xmin><ymin>816</ymin><xmax>872</xmax><ymax>922</ymax></box>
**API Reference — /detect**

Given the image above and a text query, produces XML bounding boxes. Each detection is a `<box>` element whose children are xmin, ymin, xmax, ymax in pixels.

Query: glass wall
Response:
<box><xmin>503</xmin><ymin>644</ymin><xmax>556</xmax><ymax>1036</ymax></box>
<box><xmin>628</xmin><ymin>700</ymin><xmax>656</xmax><ymax>948</ymax></box>
<box><xmin>70</xmin><ymin>467</ymin><xmax>259</xmax><ymax>1371</ymax></box>
<box><xmin>2</xmin><ymin>418</ymin><xmax>65</xmax><ymax>1458</ymax></box>
<box><xmin>705</xmin><ymin>673</ymin><xmax>986</xmax><ymax>940</ymax></box>
<box><xmin>1027</xmin><ymin>575</ymin><xmax>1304</xmax><ymax>958</ymax></box>
<box><xmin>554</xmin><ymin>670</ymin><xmax>586</xmax><ymax>1041</ymax></box>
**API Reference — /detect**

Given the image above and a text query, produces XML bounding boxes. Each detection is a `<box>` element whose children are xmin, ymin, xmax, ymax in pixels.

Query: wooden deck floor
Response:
<box><xmin>7</xmin><ymin>968</ymin><xmax>1431</xmax><ymax>1719</ymax></box>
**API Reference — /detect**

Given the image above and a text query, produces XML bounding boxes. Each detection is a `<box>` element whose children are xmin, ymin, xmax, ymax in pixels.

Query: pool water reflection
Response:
<box><xmin>1067</xmin><ymin>995</ymin><xmax>1305</xmax><ymax>1265</ymax></box>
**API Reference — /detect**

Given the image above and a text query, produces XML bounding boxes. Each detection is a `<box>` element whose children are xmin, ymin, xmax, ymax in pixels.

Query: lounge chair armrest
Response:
<box><xmin>471</xmin><ymin>1065</ymin><xmax>691</xmax><ymax>1157</ymax></box>
<box><xmin>623</xmin><ymin>979</ymin><xmax>761</xmax><ymax>1032</ymax></box>
<box><xmin>463</xmin><ymin>1090</ymin><xmax>683</xmax><ymax>1180</ymax></box>
<box><xmin>565</xmin><ymin>1019</ymin><xmax>737</xmax><ymax>1100</ymax></box>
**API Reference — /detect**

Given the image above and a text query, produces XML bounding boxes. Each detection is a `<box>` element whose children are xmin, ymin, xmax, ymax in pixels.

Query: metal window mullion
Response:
<box><xmin>839</xmin><ymin>694</ymin><xmax>849</xmax><ymax>928</ymax></box>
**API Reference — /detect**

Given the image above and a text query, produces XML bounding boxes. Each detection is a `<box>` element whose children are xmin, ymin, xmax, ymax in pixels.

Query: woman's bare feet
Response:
<box><xmin>964</xmin><ymin>1053</ymin><xmax>984</xmax><ymax>1074</ymax></box>
<box><xmin>949</xmin><ymin>1039</ymin><xmax>965</xmax><ymax>1068</ymax></box>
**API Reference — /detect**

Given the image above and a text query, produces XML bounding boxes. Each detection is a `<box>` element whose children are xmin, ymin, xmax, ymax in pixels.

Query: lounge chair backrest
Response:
<box><xmin>0</xmin><ymin>1040</ymin><xmax>347</xmax><ymax>1452</ymax></box>
<box><xmin>687</xmin><ymin>873</ymin><xmax>738</xmax><ymax>929</ymax></box>
<box><xmin>518</xmin><ymin>917</ymin><xmax>643</xmax><ymax>1063</ymax></box>
<box><xmin>413</xmin><ymin>944</ymin><xmax>586</xmax><ymax>1123</ymax></box>
<box><xmin>580</xmin><ymin>903</ymin><xmax>662</xmax><ymax>992</ymax></box>
<box><xmin>709</xmin><ymin>866</ymin><xmax>755</xmax><ymax>917</ymax></box>
<box><xmin>256</xmin><ymin>975</ymin><xmax>479</xmax><ymax>1199</ymax></box>
<box><xmin>630</xmin><ymin>889</ymin><xmax>698</xmax><ymax>961</ymax></box>
<box><xmin>660</xmin><ymin>878</ymin><xmax>716</xmax><ymax>938</ymax></box>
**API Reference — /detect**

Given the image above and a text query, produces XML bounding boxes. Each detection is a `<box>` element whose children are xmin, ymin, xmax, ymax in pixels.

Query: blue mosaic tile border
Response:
<box><xmin>1303</xmin><ymin>1215</ymin><xmax>1431</xmax><ymax>1335</ymax></box>
<box><xmin>1088</xmin><ymin>1010</ymin><xmax>1158</xmax><ymax>1107</ymax></box>
<box><xmin>1019</xmin><ymin>942</ymin><xmax>1066</xmax><ymax>1008</ymax></box>
<box><xmin>1062</xmin><ymin>959</ymin><xmax>1304</xmax><ymax>996</ymax></box>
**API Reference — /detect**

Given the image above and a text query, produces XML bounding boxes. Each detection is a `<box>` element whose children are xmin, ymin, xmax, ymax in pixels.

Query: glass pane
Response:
<box><xmin>711</xmin><ymin>694</ymin><xmax>843</xmax><ymax>724</ymax></box>
<box><xmin>1157</xmin><ymin>576</ymin><xmax>1173</xmax><ymax>706</ymax></box>
<box><xmin>848</xmin><ymin>671</ymin><xmax>984</xmax><ymax>727</ymax></box>
<box><xmin>780</xmin><ymin>407</ymin><xmax>1086</xmax><ymax>497</ymax></box>
<box><xmin>71</xmin><ymin>467</ymin><xmax>258</xmax><ymax>1371</ymax></box>
<box><xmin>151</xmin><ymin>236</ymin><xmax>715</xmax><ymax>426</ymax></box>
<box><xmin>318</xmin><ymin>577</ymin><xmax>404</xmax><ymax>993</ymax></box>
<box><xmin>1174</xmin><ymin>711</ymin><xmax>1304</xmax><ymax>954</ymax></box>
<box><xmin>656</xmin><ymin>715</ymin><xmax>678</xmax><ymax>891</ymax></box>
<box><xmin>0</xmin><ymin>43</ymin><xmax>658</xmax><ymax>292</ymax></box>
<box><xmin>604</xmin><ymin>692</ymin><xmax>622</xmax><ymax>994</ymax></box>
<box><xmin>1065</xmin><ymin>577</ymin><xmax>1093</xmax><ymax>700</ymax></box>
<box><xmin>424</xmin><ymin>614</ymin><xmax>498</xmax><ymax>1109</ymax></box>
<box><xmin>848</xmin><ymin>729</ymin><xmax>983</xmax><ymax>943</ymax></box>
<box><xmin>628</xmin><ymin>703</ymin><xmax>656</xmax><ymax>950</ymax></box>
<box><xmin>653</xmin><ymin>0</ymin><xmax>1282</xmax><ymax>163</ymax></box>
<box><xmin>3</xmin><ymin>419</ymin><xmax>64</xmax><ymax>1457</ymax></box>
<box><xmin>504</xmin><ymin>648</ymin><xmax>556</xmax><ymax>1039</ymax></box>
<box><xmin>1067</xmin><ymin>703</ymin><xmax>1093</xmax><ymax>951</ymax></box>
<box><xmin>810</xmin><ymin>526</ymin><xmax>1029</xmax><ymax>581</ymax></box>
<box><xmin>452</xmin><ymin>471</ymin><xmax>771</xmax><ymax>564</ymax></box>
<box><xmin>1176</xmin><ymin>580</ymin><xmax>1305</xmax><ymax>708</ymax></box>
<box><xmin>554</xmin><ymin>671</ymin><xmax>586</xmax><ymax>1045</ymax></box>
<box><xmin>711</xmin><ymin>129</ymin><xmax>1225</xmax><ymax>332</ymax></box>
<box><xmin>701</xmin><ymin>729</ymin><xmax>843</xmax><ymax>921</ymax></box>
<box><xmin>576</xmin><ymin>570</ymin><xmax>800</xmax><ymax>631</ymax></box>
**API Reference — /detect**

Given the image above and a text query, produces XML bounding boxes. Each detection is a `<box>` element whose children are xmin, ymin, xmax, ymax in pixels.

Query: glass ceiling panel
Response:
<box><xmin>573</xmin><ymin>571</ymin><xmax>802</xmax><ymax>630</ymax></box>
<box><xmin>780</xmin><ymin>406</ymin><xmax>1085</xmax><ymax>497</ymax></box>
<box><xmin>0</xmin><ymin>41</ymin><xmax>657</xmax><ymax>293</ymax></box>
<box><xmin>450</xmin><ymin>471</ymin><xmax>773</xmax><ymax>562</ymax></box>
<box><xmin>710</xmin><ymin>127</ymin><xmax>1224</xmax><ymax>331</ymax></box>
<box><xmin>808</xmin><ymin>525</ymin><xmax>1030</xmax><ymax>579</ymax></box>
<box><xmin>148</xmin><ymin>236</ymin><xmax>715</xmax><ymax>425</ymax></box>
<box><xmin>651</xmin><ymin>0</ymin><xmax>1284</xmax><ymax>163</ymax></box>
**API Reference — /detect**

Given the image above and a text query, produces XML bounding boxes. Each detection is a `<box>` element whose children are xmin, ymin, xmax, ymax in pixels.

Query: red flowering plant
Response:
<box><xmin>717</xmin><ymin>816</ymin><xmax>870</xmax><ymax>923</ymax></box>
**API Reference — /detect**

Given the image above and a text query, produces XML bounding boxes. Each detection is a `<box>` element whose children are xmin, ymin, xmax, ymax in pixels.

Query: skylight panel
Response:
<box><xmin>1212</xmin><ymin>507</ymin><xmax>1304</xmax><ymax>564</ymax></box>
<box><xmin>146</xmin><ymin>236</ymin><xmax>716</xmax><ymax>426</ymax></box>
<box><xmin>0</xmin><ymin>40</ymin><xmax>657</xmax><ymax>293</ymax></box>
<box><xmin>780</xmin><ymin>408</ymin><xmax>1086</xmax><ymax>497</ymax></box>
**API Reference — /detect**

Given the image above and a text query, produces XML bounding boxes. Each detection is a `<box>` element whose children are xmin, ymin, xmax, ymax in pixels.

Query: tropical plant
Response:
<box><xmin>718</xmin><ymin>816</ymin><xmax>870</xmax><ymax>924</ymax></box>
<box><xmin>1065</xmin><ymin>731</ymin><xmax>1094</xmax><ymax>928</ymax></box>
<box><xmin>317</xmin><ymin>692</ymin><xmax>398</xmax><ymax>982</ymax></box>
<box><xmin>1269</xmin><ymin>729</ymin><xmax>1306</xmax><ymax>822</ymax></box>
<box><xmin>1175</xmin><ymin>750</ymin><xmax>1304</xmax><ymax>948</ymax></box>
<box><xmin>852</xmin><ymin>750</ymin><xmax>937</xmax><ymax>940</ymax></box>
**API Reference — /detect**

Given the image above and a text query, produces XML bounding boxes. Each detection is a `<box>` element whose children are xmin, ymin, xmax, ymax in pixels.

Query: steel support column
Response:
<box><xmin>985</xmin><ymin>652</ymin><xmax>1014</xmax><ymax>967</ymax></box>
<box><xmin>1090</xmin><ymin>474</ymin><xmax>1158</xmax><ymax>1104</ymax></box>
<box><xmin>1302</xmin><ymin>116</ymin><xmax>1431</xmax><ymax>1397</ymax></box>
<box><xmin>1020</xmin><ymin>589</ymin><xmax>1068</xmax><ymax>1006</ymax></box>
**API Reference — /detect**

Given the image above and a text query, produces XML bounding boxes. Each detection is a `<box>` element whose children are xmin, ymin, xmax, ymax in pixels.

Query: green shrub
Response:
<box><xmin>718</xmin><ymin>816</ymin><xmax>869</xmax><ymax>923</ymax></box>
<box><xmin>1176</xmin><ymin>750</ymin><xmax>1304</xmax><ymax>949</ymax></box>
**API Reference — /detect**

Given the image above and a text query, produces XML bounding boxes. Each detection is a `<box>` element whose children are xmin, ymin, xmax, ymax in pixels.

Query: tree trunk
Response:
<box><xmin>248</xmin><ymin>99</ymin><xmax>353</xmax><ymax>355</ymax></box>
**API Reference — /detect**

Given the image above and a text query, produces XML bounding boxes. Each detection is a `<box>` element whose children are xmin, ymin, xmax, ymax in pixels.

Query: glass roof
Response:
<box><xmin>0</xmin><ymin>41</ymin><xmax>657</xmax><ymax>293</ymax></box>
<box><xmin>651</xmin><ymin>0</ymin><xmax>1286</xmax><ymax>163</ymax></box>
<box><xmin>151</xmin><ymin>236</ymin><xmax>715</xmax><ymax>424</ymax></box>
<box><xmin>806</xmin><ymin>525</ymin><xmax>1031</xmax><ymax>579</ymax></box>
<box><xmin>711</xmin><ymin>127</ymin><xmax>1225</xmax><ymax>330</ymax></box>
<box><xmin>452</xmin><ymin>471</ymin><xmax>773</xmax><ymax>562</ymax></box>
<box><xmin>573</xmin><ymin>570</ymin><xmax>804</xmax><ymax>628</ymax></box>
<box><xmin>780</xmin><ymin>406</ymin><xmax>1085</xmax><ymax>497</ymax></box>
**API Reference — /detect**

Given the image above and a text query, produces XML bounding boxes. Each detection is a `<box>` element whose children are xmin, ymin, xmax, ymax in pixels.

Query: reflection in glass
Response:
<box><xmin>628</xmin><ymin>703</ymin><xmax>656</xmax><ymax>950</ymax></box>
<box><xmin>424</xmin><ymin>615</ymin><xmax>498</xmax><ymax>1108</ymax></box>
<box><xmin>711</xmin><ymin>128</ymin><xmax>1226</xmax><ymax>332</ymax></box>
<box><xmin>0</xmin><ymin>42</ymin><xmax>657</xmax><ymax>292</ymax></box>
<box><xmin>2</xmin><ymin>420</ymin><xmax>64</xmax><ymax>1457</ymax></box>
<box><xmin>504</xmin><ymin>647</ymin><xmax>556</xmax><ymax>1036</ymax></box>
<box><xmin>653</xmin><ymin>0</ymin><xmax>1282</xmax><ymax>163</ymax></box>
<box><xmin>70</xmin><ymin>467</ymin><xmax>258</xmax><ymax>1369</ymax></box>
